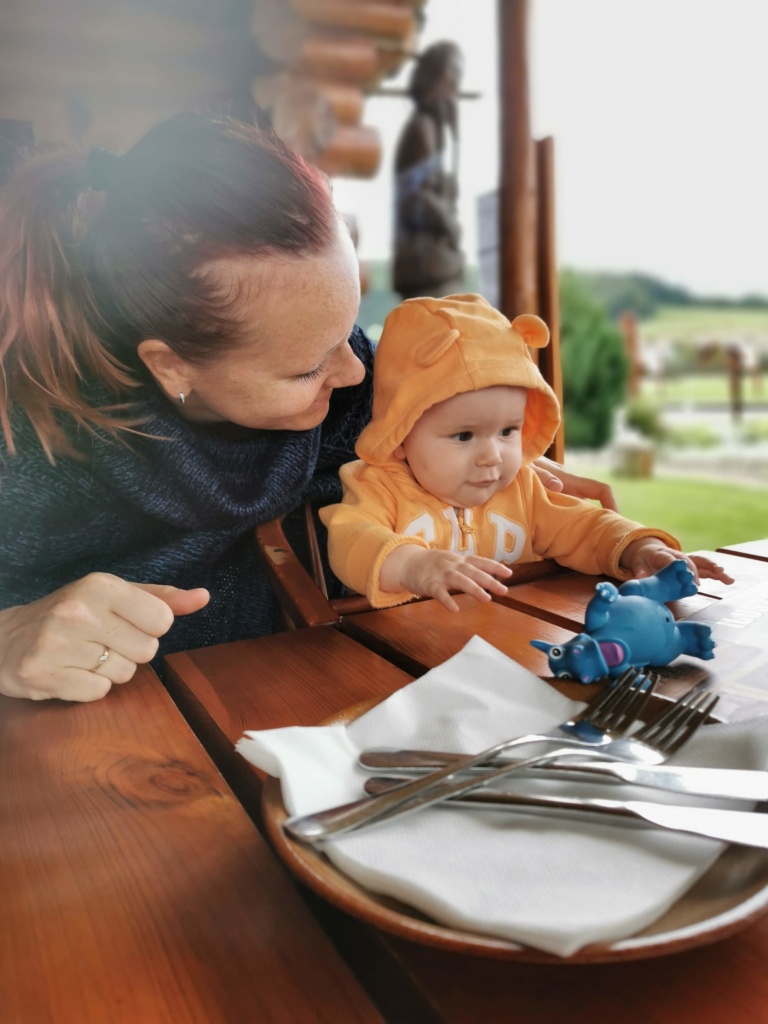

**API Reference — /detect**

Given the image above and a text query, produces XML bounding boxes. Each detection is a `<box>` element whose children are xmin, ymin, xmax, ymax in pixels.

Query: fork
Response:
<box><xmin>284</xmin><ymin>667</ymin><xmax>657</xmax><ymax>843</ymax></box>
<box><xmin>285</xmin><ymin>683</ymin><xmax>720</xmax><ymax>843</ymax></box>
<box><xmin>359</xmin><ymin>686</ymin><xmax>719</xmax><ymax>779</ymax></box>
<box><xmin>359</xmin><ymin>691</ymin><xmax>768</xmax><ymax>849</ymax></box>
<box><xmin>364</xmin><ymin>688</ymin><xmax>721</xmax><ymax>806</ymax></box>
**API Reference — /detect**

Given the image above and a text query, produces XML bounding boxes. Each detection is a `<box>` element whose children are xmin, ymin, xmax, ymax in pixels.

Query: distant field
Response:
<box><xmin>563</xmin><ymin>465</ymin><xmax>767</xmax><ymax>553</ymax></box>
<box><xmin>641</xmin><ymin>305</ymin><xmax>768</xmax><ymax>341</ymax></box>
<box><xmin>636</xmin><ymin>304</ymin><xmax>767</xmax><ymax>405</ymax></box>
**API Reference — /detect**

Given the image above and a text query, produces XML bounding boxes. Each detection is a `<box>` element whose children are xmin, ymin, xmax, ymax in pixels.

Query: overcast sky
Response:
<box><xmin>333</xmin><ymin>0</ymin><xmax>768</xmax><ymax>300</ymax></box>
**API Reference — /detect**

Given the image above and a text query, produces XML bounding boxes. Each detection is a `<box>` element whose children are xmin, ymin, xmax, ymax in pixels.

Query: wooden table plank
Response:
<box><xmin>497</xmin><ymin>551</ymin><xmax>767</xmax><ymax>629</ymax></box>
<box><xmin>384</xmin><ymin>928</ymin><xmax>768</xmax><ymax>1024</ymax></box>
<box><xmin>497</xmin><ymin>570</ymin><xmax>602</xmax><ymax>630</ymax></box>
<box><xmin>338</xmin><ymin>555</ymin><xmax>767</xmax><ymax>679</ymax></box>
<box><xmin>337</xmin><ymin>588</ymin><xmax>735</xmax><ymax>712</ymax></box>
<box><xmin>694</xmin><ymin>549</ymin><xmax>768</xmax><ymax>596</ymax></box>
<box><xmin>164</xmin><ymin>627</ymin><xmax>415</xmax><ymax>815</ymax></box>
<box><xmin>0</xmin><ymin>666</ymin><xmax>382</xmax><ymax>1024</ymax></box>
<box><xmin>165</xmin><ymin>626</ymin><xmax>414</xmax><ymax>737</ymax></box>
<box><xmin>502</xmin><ymin>574</ymin><xmax>713</xmax><ymax>629</ymax></box>
<box><xmin>165</xmin><ymin>629</ymin><xmax>449</xmax><ymax>1024</ymax></box>
<box><xmin>672</xmin><ymin>575</ymin><xmax>768</xmax><ymax>720</ymax></box>
<box><xmin>340</xmin><ymin>595</ymin><xmax>573</xmax><ymax>677</ymax></box>
<box><xmin>445</xmin><ymin>553</ymin><xmax>768</xmax><ymax>720</ymax></box>
<box><xmin>718</xmin><ymin>537</ymin><xmax>768</xmax><ymax>561</ymax></box>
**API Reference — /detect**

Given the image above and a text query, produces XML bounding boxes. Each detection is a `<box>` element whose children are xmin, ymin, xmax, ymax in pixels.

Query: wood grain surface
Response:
<box><xmin>26</xmin><ymin>541</ymin><xmax>761</xmax><ymax>1024</ymax></box>
<box><xmin>0</xmin><ymin>665</ymin><xmax>382</xmax><ymax>1024</ymax></box>
<box><xmin>340</xmin><ymin>594</ymin><xmax>574</xmax><ymax>677</ymax></box>
<box><xmin>163</xmin><ymin>555</ymin><xmax>768</xmax><ymax>1024</ymax></box>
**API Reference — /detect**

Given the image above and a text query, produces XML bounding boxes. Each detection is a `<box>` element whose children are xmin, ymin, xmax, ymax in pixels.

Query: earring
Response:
<box><xmin>178</xmin><ymin>392</ymin><xmax>186</xmax><ymax>405</ymax></box>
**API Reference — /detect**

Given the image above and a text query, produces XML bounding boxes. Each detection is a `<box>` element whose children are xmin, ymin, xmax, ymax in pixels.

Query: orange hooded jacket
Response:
<box><xmin>320</xmin><ymin>294</ymin><xmax>677</xmax><ymax>607</ymax></box>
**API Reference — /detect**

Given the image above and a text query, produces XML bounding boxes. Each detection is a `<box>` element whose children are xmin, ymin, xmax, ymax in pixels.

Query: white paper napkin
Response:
<box><xmin>237</xmin><ymin>636</ymin><xmax>768</xmax><ymax>957</ymax></box>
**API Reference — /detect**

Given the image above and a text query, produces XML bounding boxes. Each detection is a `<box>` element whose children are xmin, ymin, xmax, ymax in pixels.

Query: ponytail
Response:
<box><xmin>0</xmin><ymin>150</ymin><xmax>139</xmax><ymax>459</ymax></box>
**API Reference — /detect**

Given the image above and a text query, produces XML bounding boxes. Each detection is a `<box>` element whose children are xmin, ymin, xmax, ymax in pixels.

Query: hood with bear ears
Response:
<box><xmin>355</xmin><ymin>293</ymin><xmax>561</xmax><ymax>467</ymax></box>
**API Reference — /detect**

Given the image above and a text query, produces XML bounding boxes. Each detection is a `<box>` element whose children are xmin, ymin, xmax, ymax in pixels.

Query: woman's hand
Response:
<box><xmin>532</xmin><ymin>457</ymin><xmax>619</xmax><ymax>512</ymax></box>
<box><xmin>380</xmin><ymin>546</ymin><xmax>512</xmax><ymax>612</ymax></box>
<box><xmin>0</xmin><ymin>574</ymin><xmax>210</xmax><ymax>702</ymax></box>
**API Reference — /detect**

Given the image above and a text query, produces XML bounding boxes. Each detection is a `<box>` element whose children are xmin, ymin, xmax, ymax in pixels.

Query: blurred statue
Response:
<box><xmin>0</xmin><ymin>120</ymin><xmax>34</xmax><ymax>185</ymax></box>
<box><xmin>393</xmin><ymin>41</ymin><xmax>465</xmax><ymax>300</ymax></box>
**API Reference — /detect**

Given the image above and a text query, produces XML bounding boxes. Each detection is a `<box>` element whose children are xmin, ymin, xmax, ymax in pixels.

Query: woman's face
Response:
<box><xmin>177</xmin><ymin>218</ymin><xmax>364</xmax><ymax>431</ymax></box>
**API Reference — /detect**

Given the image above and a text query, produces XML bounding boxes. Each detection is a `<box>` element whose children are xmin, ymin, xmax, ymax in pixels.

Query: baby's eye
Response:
<box><xmin>500</xmin><ymin>426</ymin><xmax>520</xmax><ymax>437</ymax></box>
<box><xmin>452</xmin><ymin>431</ymin><xmax>473</xmax><ymax>442</ymax></box>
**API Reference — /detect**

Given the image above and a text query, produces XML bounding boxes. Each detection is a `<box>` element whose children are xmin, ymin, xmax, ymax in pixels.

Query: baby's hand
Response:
<box><xmin>688</xmin><ymin>553</ymin><xmax>735</xmax><ymax>585</ymax></box>
<box><xmin>381</xmin><ymin>547</ymin><xmax>513</xmax><ymax>612</ymax></box>
<box><xmin>621</xmin><ymin>538</ymin><xmax>735</xmax><ymax>585</ymax></box>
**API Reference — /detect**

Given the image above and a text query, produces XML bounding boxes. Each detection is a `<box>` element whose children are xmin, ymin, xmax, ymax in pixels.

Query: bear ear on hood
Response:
<box><xmin>511</xmin><ymin>314</ymin><xmax>549</xmax><ymax>350</ymax></box>
<box><xmin>414</xmin><ymin>328</ymin><xmax>461</xmax><ymax>366</ymax></box>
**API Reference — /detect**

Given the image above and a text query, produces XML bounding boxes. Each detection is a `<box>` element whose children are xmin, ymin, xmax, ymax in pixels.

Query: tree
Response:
<box><xmin>560</xmin><ymin>271</ymin><xmax>629</xmax><ymax>449</ymax></box>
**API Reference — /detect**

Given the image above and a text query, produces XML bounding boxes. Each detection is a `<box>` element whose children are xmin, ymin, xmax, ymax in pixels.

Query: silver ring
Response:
<box><xmin>94</xmin><ymin>647</ymin><xmax>110</xmax><ymax>670</ymax></box>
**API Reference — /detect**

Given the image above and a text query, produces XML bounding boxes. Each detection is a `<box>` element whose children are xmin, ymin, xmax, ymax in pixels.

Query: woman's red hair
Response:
<box><xmin>0</xmin><ymin>114</ymin><xmax>336</xmax><ymax>458</ymax></box>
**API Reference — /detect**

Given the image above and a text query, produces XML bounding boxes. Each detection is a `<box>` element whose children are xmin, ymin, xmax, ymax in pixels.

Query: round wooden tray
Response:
<box><xmin>261</xmin><ymin>694</ymin><xmax>768</xmax><ymax>963</ymax></box>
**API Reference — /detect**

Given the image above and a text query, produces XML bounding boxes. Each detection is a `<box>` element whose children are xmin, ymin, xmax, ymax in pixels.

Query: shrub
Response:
<box><xmin>739</xmin><ymin>418</ymin><xmax>768</xmax><ymax>444</ymax></box>
<box><xmin>560</xmin><ymin>271</ymin><xmax>629</xmax><ymax>448</ymax></box>
<box><xmin>664</xmin><ymin>424</ymin><xmax>720</xmax><ymax>448</ymax></box>
<box><xmin>624</xmin><ymin>396</ymin><xmax>667</xmax><ymax>441</ymax></box>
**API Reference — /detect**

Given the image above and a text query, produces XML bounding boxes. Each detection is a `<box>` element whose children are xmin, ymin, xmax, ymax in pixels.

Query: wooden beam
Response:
<box><xmin>535</xmin><ymin>136</ymin><xmax>565</xmax><ymax>461</ymax></box>
<box><xmin>498</xmin><ymin>0</ymin><xmax>537</xmax><ymax>318</ymax></box>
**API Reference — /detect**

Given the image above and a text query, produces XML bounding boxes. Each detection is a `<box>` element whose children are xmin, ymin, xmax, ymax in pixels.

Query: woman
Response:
<box><xmin>0</xmin><ymin>113</ymin><xmax>614</xmax><ymax>703</ymax></box>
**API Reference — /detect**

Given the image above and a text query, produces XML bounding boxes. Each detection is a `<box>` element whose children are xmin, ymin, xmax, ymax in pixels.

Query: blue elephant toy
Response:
<box><xmin>531</xmin><ymin>560</ymin><xmax>716</xmax><ymax>684</ymax></box>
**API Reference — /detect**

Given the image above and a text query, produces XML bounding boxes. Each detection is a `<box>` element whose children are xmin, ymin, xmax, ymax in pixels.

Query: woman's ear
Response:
<box><xmin>137</xmin><ymin>340</ymin><xmax>196</xmax><ymax>399</ymax></box>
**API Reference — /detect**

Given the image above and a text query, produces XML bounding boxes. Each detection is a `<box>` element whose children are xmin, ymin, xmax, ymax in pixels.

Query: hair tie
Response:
<box><xmin>86</xmin><ymin>147</ymin><xmax>120</xmax><ymax>191</ymax></box>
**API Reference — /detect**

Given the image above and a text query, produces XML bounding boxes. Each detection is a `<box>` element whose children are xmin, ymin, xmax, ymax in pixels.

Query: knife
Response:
<box><xmin>358</xmin><ymin>748</ymin><xmax>768</xmax><ymax>804</ymax></box>
<box><xmin>363</xmin><ymin>777</ymin><xmax>768</xmax><ymax>849</ymax></box>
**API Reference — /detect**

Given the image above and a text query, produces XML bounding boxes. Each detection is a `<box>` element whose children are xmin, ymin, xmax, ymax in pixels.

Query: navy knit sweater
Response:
<box><xmin>0</xmin><ymin>326</ymin><xmax>374</xmax><ymax>659</ymax></box>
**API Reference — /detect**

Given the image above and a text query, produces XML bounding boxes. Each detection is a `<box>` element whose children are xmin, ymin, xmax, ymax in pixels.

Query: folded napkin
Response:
<box><xmin>237</xmin><ymin>636</ymin><xmax>768</xmax><ymax>957</ymax></box>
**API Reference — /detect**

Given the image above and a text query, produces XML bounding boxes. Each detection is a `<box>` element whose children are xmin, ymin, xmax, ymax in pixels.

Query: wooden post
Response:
<box><xmin>498</xmin><ymin>5</ymin><xmax>564</xmax><ymax>460</ymax></box>
<box><xmin>725</xmin><ymin>345</ymin><xmax>744</xmax><ymax>423</ymax></box>
<box><xmin>620</xmin><ymin>311</ymin><xmax>642</xmax><ymax>399</ymax></box>
<box><xmin>498</xmin><ymin>0</ymin><xmax>537</xmax><ymax>318</ymax></box>
<box><xmin>535</xmin><ymin>136</ymin><xmax>565</xmax><ymax>462</ymax></box>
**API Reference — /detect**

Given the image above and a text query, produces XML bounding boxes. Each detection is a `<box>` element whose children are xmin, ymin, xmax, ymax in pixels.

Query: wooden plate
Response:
<box><xmin>261</xmin><ymin>691</ymin><xmax>768</xmax><ymax>963</ymax></box>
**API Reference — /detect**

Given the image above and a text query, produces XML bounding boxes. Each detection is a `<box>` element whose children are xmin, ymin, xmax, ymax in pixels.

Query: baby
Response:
<box><xmin>320</xmin><ymin>294</ymin><xmax>732</xmax><ymax>610</ymax></box>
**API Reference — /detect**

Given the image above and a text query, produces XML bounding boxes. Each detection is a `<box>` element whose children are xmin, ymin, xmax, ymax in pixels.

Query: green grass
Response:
<box><xmin>582</xmin><ymin>304</ymin><xmax>767</xmax><ymax>551</ymax></box>
<box><xmin>570</xmin><ymin>466</ymin><xmax>767</xmax><ymax>553</ymax></box>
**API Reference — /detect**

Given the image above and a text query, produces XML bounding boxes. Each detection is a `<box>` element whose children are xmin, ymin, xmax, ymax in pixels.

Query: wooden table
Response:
<box><xmin>162</xmin><ymin>541</ymin><xmax>768</xmax><ymax>1023</ymax></box>
<box><xmin>6</xmin><ymin>540</ymin><xmax>768</xmax><ymax>1023</ymax></box>
<box><xmin>340</xmin><ymin>548</ymin><xmax>768</xmax><ymax>723</ymax></box>
<box><xmin>0</xmin><ymin>663</ymin><xmax>383</xmax><ymax>1023</ymax></box>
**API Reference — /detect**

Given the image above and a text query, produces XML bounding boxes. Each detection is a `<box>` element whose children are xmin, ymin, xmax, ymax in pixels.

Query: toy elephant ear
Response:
<box><xmin>512</xmin><ymin>314</ymin><xmax>549</xmax><ymax>350</ymax></box>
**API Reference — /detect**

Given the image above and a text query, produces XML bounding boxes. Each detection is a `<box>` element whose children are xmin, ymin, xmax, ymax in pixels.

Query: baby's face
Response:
<box><xmin>394</xmin><ymin>386</ymin><xmax>527</xmax><ymax>508</ymax></box>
